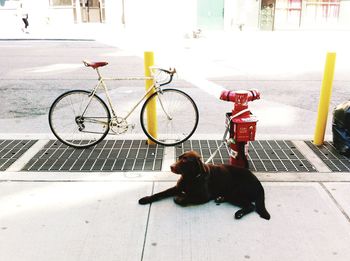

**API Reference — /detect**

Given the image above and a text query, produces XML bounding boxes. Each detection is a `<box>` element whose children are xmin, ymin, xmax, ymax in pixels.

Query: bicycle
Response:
<box><xmin>48</xmin><ymin>61</ymin><xmax>199</xmax><ymax>149</ymax></box>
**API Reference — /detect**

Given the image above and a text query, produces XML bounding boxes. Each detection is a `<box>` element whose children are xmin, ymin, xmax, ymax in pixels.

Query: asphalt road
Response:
<box><xmin>0</xmin><ymin>41</ymin><xmax>151</xmax><ymax>118</ymax></box>
<box><xmin>1</xmin><ymin>35</ymin><xmax>349</xmax><ymax>138</ymax></box>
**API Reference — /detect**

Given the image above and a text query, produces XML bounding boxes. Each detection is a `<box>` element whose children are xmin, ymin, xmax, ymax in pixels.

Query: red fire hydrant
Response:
<box><xmin>220</xmin><ymin>89</ymin><xmax>260</xmax><ymax>168</ymax></box>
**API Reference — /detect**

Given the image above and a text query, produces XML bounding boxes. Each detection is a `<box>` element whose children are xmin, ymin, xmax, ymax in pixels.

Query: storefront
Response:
<box><xmin>1</xmin><ymin>0</ymin><xmax>350</xmax><ymax>32</ymax></box>
<box><xmin>48</xmin><ymin>0</ymin><xmax>105</xmax><ymax>23</ymax></box>
<box><xmin>260</xmin><ymin>0</ymin><xmax>350</xmax><ymax>30</ymax></box>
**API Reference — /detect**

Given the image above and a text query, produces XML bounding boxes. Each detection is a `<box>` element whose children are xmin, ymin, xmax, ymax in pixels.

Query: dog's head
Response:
<box><xmin>170</xmin><ymin>151</ymin><xmax>206</xmax><ymax>178</ymax></box>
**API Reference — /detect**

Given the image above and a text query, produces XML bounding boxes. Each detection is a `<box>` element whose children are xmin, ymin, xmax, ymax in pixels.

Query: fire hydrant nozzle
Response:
<box><xmin>219</xmin><ymin>89</ymin><xmax>260</xmax><ymax>103</ymax></box>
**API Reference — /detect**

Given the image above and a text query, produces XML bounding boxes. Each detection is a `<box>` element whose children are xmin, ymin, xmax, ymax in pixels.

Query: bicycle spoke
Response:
<box><xmin>49</xmin><ymin>90</ymin><xmax>110</xmax><ymax>148</ymax></box>
<box><xmin>141</xmin><ymin>89</ymin><xmax>198</xmax><ymax>146</ymax></box>
<box><xmin>158</xmin><ymin>95</ymin><xmax>173</xmax><ymax>120</ymax></box>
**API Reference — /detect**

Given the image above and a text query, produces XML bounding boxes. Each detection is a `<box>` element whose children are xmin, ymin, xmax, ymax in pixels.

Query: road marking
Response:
<box><xmin>182</xmin><ymin>75</ymin><xmax>225</xmax><ymax>98</ymax></box>
<box><xmin>30</xmin><ymin>63</ymin><xmax>83</xmax><ymax>73</ymax></box>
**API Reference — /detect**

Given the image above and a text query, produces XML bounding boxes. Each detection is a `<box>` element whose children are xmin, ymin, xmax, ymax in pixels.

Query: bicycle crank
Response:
<box><xmin>110</xmin><ymin>117</ymin><xmax>134</xmax><ymax>134</ymax></box>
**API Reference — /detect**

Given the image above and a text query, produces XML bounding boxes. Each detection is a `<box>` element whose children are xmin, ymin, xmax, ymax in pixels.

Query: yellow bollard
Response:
<box><xmin>144</xmin><ymin>51</ymin><xmax>157</xmax><ymax>145</ymax></box>
<box><xmin>313</xmin><ymin>52</ymin><xmax>337</xmax><ymax>146</ymax></box>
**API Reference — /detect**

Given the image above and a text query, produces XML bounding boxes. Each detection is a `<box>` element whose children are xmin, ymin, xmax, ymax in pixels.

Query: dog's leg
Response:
<box><xmin>174</xmin><ymin>192</ymin><xmax>211</xmax><ymax>206</ymax></box>
<box><xmin>174</xmin><ymin>198</ymin><xmax>210</xmax><ymax>206</ymax></box>
<box><xmin>255</xmin><ymin>195</ymin><xmax>271</xmax><ymax>220</ymax></box>
<box><xmin>227</xmin><ymin>198</ymin><xmax>255</xmax><ymax>219</ymax></box>
<box><xmin>139</xmin><ymin>186</ymin><xmax>178</xmax><ymax>205</ymax></box>
<box><xmin>234</xmin><ymin>204</ymin><xmax>255</xmax><ymax>219</ymax></box>
<box><xmin>173</xmin><ymin>191</ymin><xmax>188</xmax><ymax>206</ymax></box>
<box><xmin>214</xmin><ymin>196</ymin><xmax>226</xmax><ymax>205</ymax></box>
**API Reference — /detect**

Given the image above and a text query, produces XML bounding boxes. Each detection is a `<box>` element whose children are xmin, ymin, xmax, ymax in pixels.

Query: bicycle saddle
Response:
<box><xmin>83</xmin><ymin>60</ymin><xmax>108</xmax><ymax>69</ymax></box>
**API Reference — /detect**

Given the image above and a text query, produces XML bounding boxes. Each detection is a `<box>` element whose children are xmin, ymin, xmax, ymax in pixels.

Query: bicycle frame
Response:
<box><xmin>82</xmin><ymin>67</ymin><xmax>162</xmax><ymax>125</ymax></box>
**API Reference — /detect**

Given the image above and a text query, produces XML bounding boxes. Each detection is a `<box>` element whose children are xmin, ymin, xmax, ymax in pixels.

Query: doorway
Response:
<box><xmin>260</xmin><ymin>0</ymin><xmax>276</xmax><ymax>30</ymax></box>
<box><xmin>77</xmin><ymin>0</ymin><xmax>105</xmax><ymax>23</ymax></box>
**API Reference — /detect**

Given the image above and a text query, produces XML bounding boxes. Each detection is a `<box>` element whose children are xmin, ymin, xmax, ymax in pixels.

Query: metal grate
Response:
<box><xmin>23</xmin><ymin>140</ymin><xmax>164</xmax><ymax>172</ymax></box>
<box><xmin>306</xmin><ymin>141</ymin><xmax>350</xmax><ymax>172</ymax></box>
<box><xmin>0</xmin><ymin>140</ymin><xmax>37</xmax><ymax>171</ymax></box>
<box><xmin>176</xmin><ymin>139</ymin><xmax>230</xmax><ymax>164</ymax></box>
<box><xmin>176</xmin><ymin>140</ymin><xmax>316</xmax><ymax>172</ymax></box>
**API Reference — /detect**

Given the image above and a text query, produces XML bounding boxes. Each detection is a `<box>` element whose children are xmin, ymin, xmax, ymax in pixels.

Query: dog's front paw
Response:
<box><xmin>174</xmin><ymin>195</ymin><xmax>187</xmax><ymax>206</ymax></box>
<box><xmin>234</xmin><ymin>209</ymin><xmax>245</xmax><ymax>219</ymax></box>
<box><xmin>139</xmin><ymin>196</ymin><xmax>152</xmax><ymax>205</ymax></box>
<box><xmin>214</xmin><ymin>196</ymin><xmax>225</xmax><ymax>205</ymax></box>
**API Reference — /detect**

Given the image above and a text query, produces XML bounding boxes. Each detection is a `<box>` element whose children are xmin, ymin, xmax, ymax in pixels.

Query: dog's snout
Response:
<box><xmin>170</xmin><ymin>163</ymin><xmax>180</xmax><ymax>174</ymax></box>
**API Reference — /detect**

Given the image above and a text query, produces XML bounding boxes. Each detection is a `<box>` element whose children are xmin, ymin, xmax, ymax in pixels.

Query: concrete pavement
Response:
<box><xmin>1</xmin><ymin>137</ymin><xmax>350</xmax><ymax>261</ymax></box>
<box><xmin>1</xmin><ymin>179</ymin><xmax>350</xmax><ymax>261</ymax></box>
<box><xmin>1</xmin><ymin>24</ymin><xmax>350</xmax><ymax>260</ymax></box>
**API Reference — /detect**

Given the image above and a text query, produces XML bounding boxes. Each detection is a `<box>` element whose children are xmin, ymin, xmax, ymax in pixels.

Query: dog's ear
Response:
<box><xmin>195</xmin><ymin>157</ymin><xmax>206</xmax><ymax>174</ymax></box>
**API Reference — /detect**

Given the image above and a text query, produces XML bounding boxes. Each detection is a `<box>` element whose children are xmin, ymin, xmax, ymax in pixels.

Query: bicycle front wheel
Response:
<box><xmin>140</xmin><ymin>89</ymin><xmax>199</xmax><ymax>146</ymax></box>
<box><xmin>48</xmin><ymin>90</ymin><xmax>111</xmax><ymax>149</ymax></box>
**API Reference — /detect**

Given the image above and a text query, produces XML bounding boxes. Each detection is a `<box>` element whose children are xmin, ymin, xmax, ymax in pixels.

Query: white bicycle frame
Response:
<box><xmin>81</xmin><ymin>66</ymin><xmax>171</xmax><ymax>128</ymax></box>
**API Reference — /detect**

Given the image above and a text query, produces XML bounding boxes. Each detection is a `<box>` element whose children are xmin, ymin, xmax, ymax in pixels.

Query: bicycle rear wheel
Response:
<box><xmin>48</xmin><ymin>90</ymin><xmax>110</xmax><ymax>149</ymax></box>
<box><xmin>140</xmin><ymin>89</ymin><xmax>199</xmax><ymax>146</ymax></box>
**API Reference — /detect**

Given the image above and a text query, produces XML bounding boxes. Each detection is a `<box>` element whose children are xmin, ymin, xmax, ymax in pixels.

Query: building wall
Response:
<box><xmin>104</xmin><ymin>0</ymin><xmax>123</xmax><ymax>28</ymax></box>
<box><xmin>339</xmin><ymin>0</ymin><xmax>350</xmax><ymax>29</ymax></box>
<box><xmin>1</xmin><ymin>0</ymin><xmax>350</xmax><ymax>33</ymax></box>
<box><xmin>224</xmin><ymin>0</ymin><xmax>260</xmax><ymax>31</ymax></box>
<box><xmin>0</xmin><ymin>0</ymin><xmax>50</xmax><ymax>29</ymax></box>
<box><xmin>123</xmin><ymin>0</ymin><xmax>196</xmax><ymax>36</ymax></box>
<box><xmin>0</xmin><ymin>0</ymin><xmax>18</xmax><ymax>27</ymax></box>
<box><xmin>48</xmin><ymin>6</ymin><xmax>75</xmax><ymax>25</ymax></box>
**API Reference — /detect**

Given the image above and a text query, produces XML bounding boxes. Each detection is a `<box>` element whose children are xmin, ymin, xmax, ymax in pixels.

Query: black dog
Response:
<box><xmin>139</xmin><ymin>151</ymin><xmax>270</xmax><ymax>220</ymax></box>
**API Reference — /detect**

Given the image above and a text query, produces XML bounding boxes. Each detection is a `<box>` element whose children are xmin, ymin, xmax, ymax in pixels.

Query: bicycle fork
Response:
<box><xmin>157</xmin><ymin>91</ymin><xmax>173</xmax><ymax>120</ymax></box>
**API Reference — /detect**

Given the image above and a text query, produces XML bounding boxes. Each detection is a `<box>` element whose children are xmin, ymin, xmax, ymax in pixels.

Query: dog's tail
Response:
<box><xmin>255</xmin><ymin>194</ymin><xmax>271</xmax><ymax>220</ymax></box>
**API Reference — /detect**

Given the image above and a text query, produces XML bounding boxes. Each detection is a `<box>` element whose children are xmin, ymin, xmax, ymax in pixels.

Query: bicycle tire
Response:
<box><xmin>140</xmin><ymin>89</ymin><xmax>199</xmax><ymax>146</ymax></box>
<box><xmin>48</xmin><ymin>90</ymin><xmax>111</xmax><ymax>149</ymax></box>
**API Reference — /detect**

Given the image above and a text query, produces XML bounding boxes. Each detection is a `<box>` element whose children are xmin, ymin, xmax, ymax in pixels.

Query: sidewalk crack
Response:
<box><xmin>320</xmin><ymin>182</ymin><xmax>350</xmax><ymax>223</ymax></box>
<box><xmin>140</xmin><ymin>182</ymin><xmax>154</xmax><ymax>261</ymax></box>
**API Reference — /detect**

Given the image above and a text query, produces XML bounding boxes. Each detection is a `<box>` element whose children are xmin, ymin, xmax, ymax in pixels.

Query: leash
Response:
<box><xmin>205</xmin><ymin>108</ymin><xmax>250</xmax><ymax>164</ymax></box>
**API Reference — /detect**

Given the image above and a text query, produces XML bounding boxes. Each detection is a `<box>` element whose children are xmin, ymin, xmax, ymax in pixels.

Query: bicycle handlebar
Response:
<box><xmin>158</xmin><ymin>67</ymin><xmax>176</xmax><ymax>76</ymax></box>
<box><xmin>150</xmin><ymin>67</ymin><xmax>176</xmax><ymax>86</ymax></box>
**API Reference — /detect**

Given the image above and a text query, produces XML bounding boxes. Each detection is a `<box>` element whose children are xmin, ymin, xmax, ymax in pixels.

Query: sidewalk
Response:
<box><xmin>0</xmin><ymin>22</ymin><xmax>102</xmax><ymax>41</ymax></box>
<box><xmin>1</xmin><ymin>137</ymin><xmax>350</xmax><ymax>261</ymax></box>
<box><xmin>0</xmin><ymin>172</ymin><xmax>350</xmax><ymax>261</ymax></box>
<box><xmin>1</xmin><ymin>25</ymin><xmax>350</xmax><ymax>260</ymax></box>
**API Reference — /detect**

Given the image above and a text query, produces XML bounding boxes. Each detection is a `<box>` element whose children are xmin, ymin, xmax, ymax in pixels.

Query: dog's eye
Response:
<box><xmin>181</xmin><ymin>157</ymin><xmax>196</xmax><ymax>162</ymax></box>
